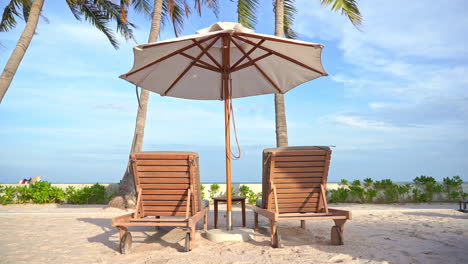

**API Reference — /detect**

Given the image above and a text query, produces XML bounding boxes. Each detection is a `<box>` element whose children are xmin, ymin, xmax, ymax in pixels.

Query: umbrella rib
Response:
<box><xmin>230</xmin><ymin>36</ymin><xmax>283</xmax><ymax>93</ymax></box>
<box><xmin>163</xmin><ymin>36</ymin><xmax>221</xmax><ymax>96</ymax></box>
<box><xmin>194</xmin><ymin>63</ymin><xmax>220</xmax><ymax>73</ymax></box>
<box><xmin>235</xmin><ymin>32</ymin><xmax>324</xmax><ymax>48</ymax></box>
<box><xmin>192</xmin><ymin>39</ymin><xmax>222</xmax><ymax>69</ymax></box>
<box><xmin>231</xmin><ymin>52</ymin><xmax>273</xmax><ymax>72</ymax></box>
<box><xmin>230</xmin><ymin>39</ymin><xmax>265</xmax><ymax>70</ymax></box>
<box><xmin>180</xmin><ymin>52</ymin><xmax>221</xmax><ymax>72</ymax></box>
<box><xmin>122</xmin><ymin>34</ymin><xmax>219</xmax><ymax>78</ymax></box>
<box><xmin>233</xmin><ymin>35</ymin><xmax>328</xmax><ymax>76</ymax></box>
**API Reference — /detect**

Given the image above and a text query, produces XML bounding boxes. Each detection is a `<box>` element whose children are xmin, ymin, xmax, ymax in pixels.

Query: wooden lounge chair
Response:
<box><xmin>252</xmin><ymin>146</ymin><xmax>351</xmax><ymax>248</ymax></box>
<box><xmin>112</xmin><ymin>151</ymin><xmax>209</xmax><ymax>253</ymax></box>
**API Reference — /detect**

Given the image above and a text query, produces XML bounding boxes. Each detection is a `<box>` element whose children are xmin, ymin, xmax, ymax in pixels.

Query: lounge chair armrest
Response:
<box><xmin>328</xmin><ymin>208</ymin><xmax>352</xmax><ymax>220</ymax></box>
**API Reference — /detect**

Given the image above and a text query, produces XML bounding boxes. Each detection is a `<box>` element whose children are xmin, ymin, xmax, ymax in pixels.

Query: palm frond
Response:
<box><xmin>237</xmin><ymin>0</ymin><xmax>258</xmax><ymax>29</ymax></box>
<box><xmin>162</xmin><ymin>0</ymin><xmax>184</xmax><ymax>37</ymax></box>
<box><xmin>283</xmin><ymin>0</ymin><xmax>297</xmax><ymax>39</ymax></box>
<box><xmin>0</xmin><ymin>0</ymin><xmax>33</xmax><ymax>32</ymax></box>
<box><xmin>131</xmin><ymin>0</ymin><xmax>153</xmax><ymax>17</ymax></box>
<box><xmin>321</xmin><ymin>0</ymin><xmax>362</xmax><ymax>27</ymax></box>
<box><xmin>193</xmin><ymin>0</ymin><xmax>218</xmax><ymax>17</ymax></box>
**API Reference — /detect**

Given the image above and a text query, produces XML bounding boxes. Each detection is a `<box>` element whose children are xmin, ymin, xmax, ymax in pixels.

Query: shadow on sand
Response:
<box><xmin>77</xmin><ymin>218</ymin><xmax>188</xmax><ymax>253</ymax></box>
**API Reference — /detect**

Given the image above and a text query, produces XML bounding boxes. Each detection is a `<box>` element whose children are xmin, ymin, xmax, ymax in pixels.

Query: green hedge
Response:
<box><xmin>329</xmin><ymin>176</ymin><xmax>467</xmax><ymax>203</ymax></box>
<box><xmin>0</xmin><ymin>182</ymin><xmax>114</xmax><ymax>205</ymax></box>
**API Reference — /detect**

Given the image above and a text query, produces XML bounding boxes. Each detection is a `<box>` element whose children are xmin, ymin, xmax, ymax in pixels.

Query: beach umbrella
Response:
<box><xmin>120</xmin><ymin>22</ymin><xmax>328</xmax><ymax>230</ymax></box>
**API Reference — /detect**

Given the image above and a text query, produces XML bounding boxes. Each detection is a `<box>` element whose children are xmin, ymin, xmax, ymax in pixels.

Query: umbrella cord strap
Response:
<box><xmin>229</xmin><ymin>78</ymin><xmax>241</xmax><ymax>160</ymax></box>
<box><xmin>135</xmin><ymin>85</ymin><xmax>142</xmax><ymax>109</ymax></box>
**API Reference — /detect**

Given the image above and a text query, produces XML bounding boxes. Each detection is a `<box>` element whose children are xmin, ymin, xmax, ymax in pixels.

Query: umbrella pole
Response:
<box><xmin>223</xmin><ymin>34</ymin><xmax>233</xmax><ymax>231</ymax></box>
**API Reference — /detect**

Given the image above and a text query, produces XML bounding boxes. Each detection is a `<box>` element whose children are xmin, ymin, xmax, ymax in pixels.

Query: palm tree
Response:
<box><xmin>108</xmin><ymin>0</ymin><xmax>219</xmax><ymax>209</ymax></box>
<box><xmin>0</xmin><ymin>0</ymin><xmax>135</xmax><ymax>103</ymax></box>
<box><xmin>273</xmin><ymin>0</ymin><xmax>362</xmax><ymax>147</ymax></box>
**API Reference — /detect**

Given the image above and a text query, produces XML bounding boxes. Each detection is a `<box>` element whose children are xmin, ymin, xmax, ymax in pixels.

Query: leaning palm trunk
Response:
<box><xmin>0</xmin><ymin>0</ymin><xmax>44</xmax><ymax>103</ymax></box>
<box><xmin>274</xmin><ymin>0</ymin><xmax>288</xmax><ymax>147</ymax></box>
<box><xmin>109</xmin><ymin>0</ymin><xmax>163</xmax><ymax>209</ymax></box>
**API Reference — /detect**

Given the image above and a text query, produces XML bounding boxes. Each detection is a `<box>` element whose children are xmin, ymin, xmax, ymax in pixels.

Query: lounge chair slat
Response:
<box><xmin>273</xmin><ymin>167</ymin><xmax>324</xmax><ymax>173</ymax></box>
<box><xmin>276</xmin><ymin>197</ymin><xmax>320</xmax><ymax>203</ymax></box>
<box><xmin>139</xmin><ymin>178</ymin><xmax>190</xmax><ymax>184</ymax></box>
<box><xmin>274</xmin><ymin>178</ymin><xmax>323</xmax><ymax>184</ymax></box>
<box><xmin>136</xmin><ymin>166</ymin><xmax>189</xmax><ymax>172</ymax></box>
<box><xmin>144</xmin><ymin>206</ymin><xmax>191</xmax><ymax>212</ymax></box>
<box><xmin>274</xmin><ymin>156</ymin><xmax>326</xmax><ymax>162</ymax></box>
<box><xmin>144</xmin><ymin>212</ymin><xmax>190</xmax><ymax>217</ymax></box>
<box><xmin>272</xmin><ymin>150</ymin><xmax>329</xmax><ymax>156</ymax></box>
<box><xmin>139</xmin><ymin>184</ymin><xmax>190</xmax><ymax>189</ymax></box>
<box><xmin>142</xmin><ymin>194</ymin><xmax>187</xmax><ymax>200</ymax></box>
<box><xmin>273</xmin><ymin>172</ymin><xmax>324</xmax><ymax>178</ymax></box>
<box><xmin>138</xmin><ymin>172</ymin><xmax>190</xmax><ymax>177</ymax></box>
<box><xmin>275</xmin><ymin>161</ymin><xmax>326</xmax><ymax>167</ymax></box>
<box><xmin>275</xmin><ymin>183</ymin><xmax>322</xmax><ymax>189</ymax></box>
<box><xmin>142</xmin><ymin>201</ymin><xmax>188</xmax><ymax>206</ymax></box>
<box><xmin>275</xmin><ymin>188</ymin><xmax>321</xmax><ymax>195</ymax></box>
<box><xmin>141</xmin><ymin>189</ymin><xmax>188</xmax><ymax>195</ymax></box>
<box><xmin>132</xmin><ymin>154</ymin><xmax>191</xmax><ymax>159</ymax></box>
<box><xmin>135</xmin><ymin>159</ymin><xmax>189</xmax><ymax>165</ymax></box>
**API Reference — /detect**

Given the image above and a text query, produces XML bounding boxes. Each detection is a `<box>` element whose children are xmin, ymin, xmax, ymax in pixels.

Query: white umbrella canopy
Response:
<box><xmin>120</xmin><ymin>22</ymin><xmax>327</xmax><ymax>100</ymax></box>
<box><xmin>120</xmin><ymin>22</ymin><xmax>328</xmax><ymax>231</ymax></box>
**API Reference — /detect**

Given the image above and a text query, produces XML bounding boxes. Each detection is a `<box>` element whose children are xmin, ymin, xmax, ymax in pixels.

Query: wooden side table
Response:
<box><xmin>213</xmin><ymin>196</ymin><xmax>246</xmax><ymax>228</ymax></box>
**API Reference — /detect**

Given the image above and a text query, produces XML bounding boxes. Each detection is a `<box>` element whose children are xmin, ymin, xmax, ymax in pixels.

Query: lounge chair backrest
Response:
<box><xmin>261</xmin><ymin>146</ymin><xmax>331</xmax><ymax>213</ymax></box>
<box><xmin>130</xmin><ymin>151</ymin><xmax>201</xmax><ymax>217</ymax></box>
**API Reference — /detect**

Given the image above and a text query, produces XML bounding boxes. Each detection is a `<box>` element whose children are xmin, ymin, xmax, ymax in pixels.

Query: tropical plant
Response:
<box><xmin>15</xmin><ymin>181</ymin><xmax>66</xmax><ymax>204</ymax></box>
<box><xmin>340</xmin><ymin>179</ymin><xmax>349</xmax><ymax>185</ymax></box>
<box><xmin>443</xmin><ymin>176</ymin><xmax>464</xmax><ymax>201</ymax></box>
<box><xmin>363</xmin><ymin>177</ymin><xmax>373</xmax><ymax>187</ymax></box>
<box><xmin>329</xmin><ymin>187</ymin><xmax>349</xmax><ymax>203</ymax></box>
<box><xmin>0</xmin><ymin>0</ymin><xmax>135</xmax><ymax>103</ymax></box>
<box><xmin>209</xmin><ymin>183</ymin><xmax>221</xmax><ymax>199</ymax></box>
<box><xmin>413</xmin><ymin>175</ymin><xmax>443</xmax><ymax>201</ymax></box>
<box><xmin>109</xmin><ymin>0</ymin><xmax>219</xmax><ymax>209</ymax></box>
<box><xmin>348</xmin><ymin>185</ymin><xmax>364</xmax><ymax>202</ymax></box>
<box><xmin>272</xmin><ymin>0</ymin><xmax>362</xmax><ymax>146</ymax></box>
<box><xmin>200</xmin><ymin>184</ymin><xmax>206</xmax><ymax>200</ymax></box>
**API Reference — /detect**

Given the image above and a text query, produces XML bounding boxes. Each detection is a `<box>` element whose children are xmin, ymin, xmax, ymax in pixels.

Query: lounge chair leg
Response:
<box><xmin>155</xmin><ymin>216</ymin><xmax>160</xmax><ymax>231</ymax></box>
<box><xmin>254</xmin><ymin>212</ymin><xmax>259</xmax><ymax>232</ymax></box>
<box><xmin>189</xmin><ymin>226</ymin><xmax>196</xmax><ymax>250</ymax></box>
<box><xmin>300</xmin><ymin>220</ymin><xmax>306</xmax><ymax>229</ymax></box>
<box><xmin>331</xmin><ymin>219</ymin><xmax>347</xmax><ymax>245</ymax></box>
<box><xmin>270</xmin><ymin>220</ymin><xmax>278</xmax><ymax>248</ymax></box>
<box><xmin>204</xmin><ymin>208</ymin><xmax>209</xmax><ymax>231</ymax></box>
<box><xmin>118</xmin><ymin>226</ymin><xmax>128</xmax><ymax>241</ymax></box>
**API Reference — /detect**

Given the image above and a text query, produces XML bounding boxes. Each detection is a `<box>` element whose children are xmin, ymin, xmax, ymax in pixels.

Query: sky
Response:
<box><xmin>0</xmin><ymin>0</ymin><xmax>467</xmax><ymax>184</ymax></box>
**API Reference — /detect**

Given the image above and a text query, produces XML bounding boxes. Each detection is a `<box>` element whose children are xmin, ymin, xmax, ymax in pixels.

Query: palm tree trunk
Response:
<box><xmin>109</xmin><ymin>0</ymin><xmax>164</xmax><ymax>209</ymax></box>
<box><xmin>274</xmin><ymin>0</ymin><xmax>288</xmax><ymax>147</ymax></box>
<box><xmin>0</xmin><ymin>0</ymin><xmax>44</xmax><ymax>103</ymax></box>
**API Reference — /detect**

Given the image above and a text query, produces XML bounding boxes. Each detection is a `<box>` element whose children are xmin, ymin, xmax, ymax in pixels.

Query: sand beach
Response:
<box><xmin>0</xmin><ymin>203</ymin><xmax>466</xmax><ymax>264</ymax></box>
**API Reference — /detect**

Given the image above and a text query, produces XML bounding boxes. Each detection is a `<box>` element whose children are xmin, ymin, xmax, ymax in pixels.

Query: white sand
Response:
<box><xmin>0</xmin><ymin>203</ymin><xmax>466</xmax><ymax>264</ymax></box>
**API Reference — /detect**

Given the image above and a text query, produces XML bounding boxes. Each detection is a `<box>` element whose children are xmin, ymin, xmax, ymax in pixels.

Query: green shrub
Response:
<box><xmin>443</xmin><ymin>176</ymin><xmax>464</xmax><ymax>201</ymax></box>
<box><xmin>209</xmin><ymin>184</ymin><xmax>220</xmax><ymax>199</ymax></box>
<box><xmin>238</xmin><ymin>185</ymin><xmax>260</xmax><ymax>204</ymax></box>
<box><xmin>66</xmin><ymin>183</ymin><xmax>110</xmax><ymax>204</ymax></box>
<box><xmin>0</xmin><ymin>185</ymin><xmax>16</xmax><ymax>205</ymax></box>
<box><xmin>351</xmin><ymin>180</ymin><xmax>361</xmax><ymax>186</ymax></box>
<box><xmin>16</xmin><ymin>181</ymin><xmax>66</xmax><ymax>204</ymax></box>
<box><xmin>340</xmin><ymin>179</ymin><xmax>349</xmax><ymax>185</ymax></box>
<box><xmin>329</xmin><ymin>187</ymin><xmax>350</xmax><ymax>203</ymax></box>
<box><xmin>363</xmin><ymin>178</ymin><xmax>373</xmax><ymax>187</ymax></box>
<box><xmin>413</xmin><ymin>175</ymin><xmax>443</xmax><ymax>201</ymax></box>
<box><xmin>200</xmin><ymin>185</ymin><xmax>206</xmax><ymax>200</ymax></box>
<box><xmin>349</xmin><ymin>185</ymin><xmax>365</xmax><ymax>202</ymax></box>
<box><xmin>364</xmin><ymin>189</ymin><xmax>377</xmax><ymax>203</ymax></box>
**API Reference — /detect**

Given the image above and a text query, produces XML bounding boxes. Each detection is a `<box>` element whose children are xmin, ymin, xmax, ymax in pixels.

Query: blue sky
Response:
<box><xmin>0</xmin><ymin>0</ymin><xmax>467</xmax><ymax>184</ymax></box>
